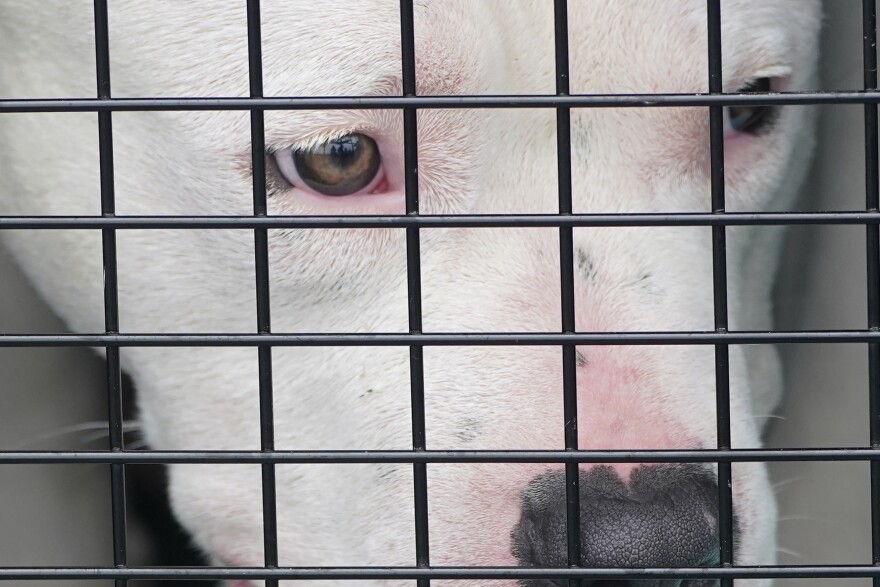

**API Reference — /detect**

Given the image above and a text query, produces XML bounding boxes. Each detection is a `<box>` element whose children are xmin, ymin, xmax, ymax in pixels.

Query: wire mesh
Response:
<box><xmin>0</xmin><ymin>0</ymin><xmax>876</xmax><ymax>584</ymax></box>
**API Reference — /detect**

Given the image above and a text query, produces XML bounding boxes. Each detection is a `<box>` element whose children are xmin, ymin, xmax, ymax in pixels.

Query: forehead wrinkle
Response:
<box><xmin>568</xmin><ymin>0</ymin><xmax>817</xmax><ymax>96</ymax></box>
<box><xmin>568</xmin><ymin>0</ymin><xmax>707</xmax><ymax>94</ymax></box>
<box><xmin>260</xmin><ymin>1</ymin><xmax>401</xmax><ymax>97</ymax></box>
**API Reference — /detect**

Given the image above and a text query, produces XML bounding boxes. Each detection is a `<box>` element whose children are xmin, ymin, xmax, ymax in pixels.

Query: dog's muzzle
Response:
<box><xmin>511</xmin><ymin>464</ymin><xmax>723</xmax><ymax>587</ymax></box>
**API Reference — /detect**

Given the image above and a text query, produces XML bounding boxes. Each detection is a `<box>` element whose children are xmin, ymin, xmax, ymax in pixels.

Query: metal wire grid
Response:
<box><xmin>0</xmin><ymin>0</ymin><xmax>877</xmax><ymax>583</ymax></box>
<box><xmin>706</xmin><ymin>3</ymin><xmax>733</xmax><ymax>583</ymax></box>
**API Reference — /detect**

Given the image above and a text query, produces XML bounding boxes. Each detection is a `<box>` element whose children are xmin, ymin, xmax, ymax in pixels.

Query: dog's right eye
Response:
<box><xmin>273</xmin><ymin>133</ymin><xmax>384</xmax><ymax>197</ymax></box>
<box><xmin>725</xmin><ymin>77</ymin><xmax>778</xmax><ymax>135</ymax></box>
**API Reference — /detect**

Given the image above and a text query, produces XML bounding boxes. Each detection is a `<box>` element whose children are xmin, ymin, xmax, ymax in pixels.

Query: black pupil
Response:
<box><xmin>293</xmin><ymin>133</ymin><xmax>380</xmax><ymax>196</ymax></box>
<box><xmin>326</xmin><ymin>136</ymin><xmax>360</xmax><ymax>168</ymax></box>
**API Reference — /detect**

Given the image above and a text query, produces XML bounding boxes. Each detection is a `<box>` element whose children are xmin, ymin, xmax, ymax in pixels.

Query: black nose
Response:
<box><xmin>511</xmin><ymin>465</ymin><xmax>722</xmax><ymax>587</ymax></box>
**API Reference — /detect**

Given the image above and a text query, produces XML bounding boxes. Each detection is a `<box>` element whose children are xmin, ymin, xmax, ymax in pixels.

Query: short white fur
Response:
<box><xmin>0</xmin><ymin>1</ymin><xmax>822</xmax><ymax>585</ymax></box>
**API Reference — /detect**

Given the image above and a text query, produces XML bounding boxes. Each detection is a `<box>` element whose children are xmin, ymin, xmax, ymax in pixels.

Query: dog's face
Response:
<box><xmin>0</xmin><ymin>0</ymin><xmax>821</xmax><ymax>585</ymax></box>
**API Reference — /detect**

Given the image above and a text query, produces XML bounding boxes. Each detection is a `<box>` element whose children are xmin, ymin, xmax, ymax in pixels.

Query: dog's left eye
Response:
<box><xmin>273</xmin><ymin>133</ymin><xmax>383</xmax><ymax>196</ymax></box>
<box><xmin>726</xmin><ymin>77</ymin><xmax>777</xmax><ymax>135</ymax></box>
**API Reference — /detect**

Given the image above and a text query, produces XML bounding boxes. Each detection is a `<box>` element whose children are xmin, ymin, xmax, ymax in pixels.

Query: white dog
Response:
<box><xmin>0</xmin><ymin>1</ymin><xmax>821</xmax><ymax>585</ymax></box>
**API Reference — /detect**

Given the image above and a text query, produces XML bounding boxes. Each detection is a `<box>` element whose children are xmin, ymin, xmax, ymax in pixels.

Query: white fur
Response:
<box><xmin>0</xmin><ymin>1</ymin><xmax>822</xmax><ymax>585</ymax></box>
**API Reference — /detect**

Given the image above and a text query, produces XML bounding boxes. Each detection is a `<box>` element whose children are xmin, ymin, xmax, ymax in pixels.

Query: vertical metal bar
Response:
<box><xmin>246</xmin><ymin>1</ymin><xmax>279</xmax><ymax>583</ymax></box>
<box><xmin>93</xmin><ymin>2</ymin><xmax>127</xmax><ymax>585</ymax></box>
<box><xmin>707</xmin><ymin>1</ymin><xmax>734</xmax><ymax>584</ymax></box>
<box><xmin>553</xmin><ymin>1</ymin><xmax>581</xmax><ymax>582</ymax></box>
<box><xmin>864</xmin><ymin>2</ymin><xmax>880</xmax><ymax>585</ymax></box>
<box><xmin>399</xmin><ymin>2</ymin><xmax>430</xmax><ymax>584</ymax></box>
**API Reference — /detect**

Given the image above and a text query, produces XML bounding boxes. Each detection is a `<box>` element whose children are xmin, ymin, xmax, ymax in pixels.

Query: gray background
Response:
<box><xmin>0</xmin><ymin>1</ymin><xmax>874</xmax><ymax>585</ymax></box>
<box><xmin>768</xmin><ymin>2</ymin><xmax>874</xmax><ymax>585</ymax></box>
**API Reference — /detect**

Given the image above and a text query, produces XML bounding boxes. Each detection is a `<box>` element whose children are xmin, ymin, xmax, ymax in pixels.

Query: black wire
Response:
<box><xmin>553</xmin><ymin>2</ymin><xmax>582</xmax><ymax>583</ymax></box>
<box><xmin>8</xmin><ymin>211</ymin><xmax>880</xmax><ymax>230</ymax></box>
<box><xmin>93</xmin><ymin>2</ymin><xmax>128</xmax><ymax>585</ymax></box>
<box><xmin>5</xmin><ymin>91</ymin><xmax>880</xmax><ymax>112</ymax></box>
<box><xmin>863</xmin><ymin>2</ymin><xmax>880</xmax><ymax>585</ymax></box>
<box><xmin>245</xmin><ymin>1</ymin><xmax>279</xmax><ymax>583</ymax></box>
<box><xmin>706</xmin><ymin>1</ymin><xmax>734</xmax><ymax>582</ymax></box>
<box><xmin>8</xmin><ymin>330</ymin><xmax>880</xmax><ymax>347</ymax></box>
<box><xmin>399</xmin><ymin>2</ymin><xmax>431</xmax><ymax>584</ymax></box>
<box><xmin>2</xmin><ymin>447</ymin><xmax>880</xmax><ymax>465</ymax></box>
<box><xmin>3</xmin><ymin>564</ymin><xmax>880</xmax><ymax>582</ymax></box>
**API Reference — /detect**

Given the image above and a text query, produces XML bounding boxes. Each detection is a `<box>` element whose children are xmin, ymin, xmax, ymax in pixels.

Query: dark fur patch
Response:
<box><xmin>575</xmin><ymin>248</ymin><xmax>597</xmax><ymax>283</ymax></box>
<box><xmin>454</xmin><ymin>417</ymin><xmax>482</xmax><ymax>443</ymax></box>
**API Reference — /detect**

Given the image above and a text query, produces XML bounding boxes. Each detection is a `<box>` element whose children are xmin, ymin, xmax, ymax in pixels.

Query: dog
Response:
<box><xmin>0</xmin><ymin>1</ymin><xmax>822</xmax><ymax>585</ymax></box>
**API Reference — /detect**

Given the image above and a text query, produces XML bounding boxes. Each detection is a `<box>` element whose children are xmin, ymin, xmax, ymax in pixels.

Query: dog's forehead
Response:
<box><xmin>99</xmin><ymin>0</ymin><xmax>820</xmax><ymax>100</ymax></box>
<box><xmin>568</xmin><ymin>0</ymin><xmax>821</xmax><ymax>94</ymax></box>
<box><xmin>260</xmin><ymin>1</ymin><xmax>401</xmax><ymax>97</ymax></box>
<box><xmin>259</xmin><ymin>0</ymin><xmax>543</xmax><ymax>96</ymax></box>
<box><xmin>255</xmin><ymin>0</ymin><xmax>820</xmax><ymax>98</ymax></box>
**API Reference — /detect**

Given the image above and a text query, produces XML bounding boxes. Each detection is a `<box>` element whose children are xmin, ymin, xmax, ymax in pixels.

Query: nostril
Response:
<box><xmin>512</xmin><ymin>465</ymin><xmax>724</xmax><ymax>584</ymax></box>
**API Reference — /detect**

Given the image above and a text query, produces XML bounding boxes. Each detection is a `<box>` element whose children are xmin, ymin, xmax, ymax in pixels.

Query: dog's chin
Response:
<box><xmin>223</xmin><ymin>573</ymin><xmax>257</xmax><ymax>587</ymax></box>
<box><xmin>213</xmin><ymin>553</ymin><xmax>257</xmax><ymax>587</ymax></box>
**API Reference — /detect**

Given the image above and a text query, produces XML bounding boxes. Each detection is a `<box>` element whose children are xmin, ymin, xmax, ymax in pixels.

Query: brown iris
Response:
<box><xmin>292</xmin><ymin>133</ymin><xmax>381</xmax><ymax>196</ymax></box>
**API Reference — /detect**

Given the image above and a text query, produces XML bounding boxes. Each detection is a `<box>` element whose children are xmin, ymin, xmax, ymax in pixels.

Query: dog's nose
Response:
<box><xmin>511</xmin><ymin>465</ymin><xmax>721</xmax><ymax>587</ymax></box>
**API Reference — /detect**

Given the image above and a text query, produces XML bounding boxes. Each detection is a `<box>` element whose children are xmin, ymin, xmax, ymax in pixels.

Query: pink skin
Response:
<box><xmin>294</xmin><ymin>177</ymin><xmax>405</xmax><ymax>215</ymax></box>
<box><xmin>214</xmin><ymin>552</ymin><xmax>257</xmax><ymax>587</ymax></box>
<box><xmin>427</xmin><ymin>348</ymin><xmax>697</xmax><ymax>577</ymax></box>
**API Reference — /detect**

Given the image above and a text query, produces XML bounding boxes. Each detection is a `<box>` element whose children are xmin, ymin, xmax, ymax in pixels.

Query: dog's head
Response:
<box><xmin>0</xmin><ymin>0</ymin><xmax>821</xmax><ymax>585</ymax></box>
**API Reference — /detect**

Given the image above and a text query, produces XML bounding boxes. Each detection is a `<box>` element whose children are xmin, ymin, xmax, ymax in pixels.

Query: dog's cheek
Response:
<box><xmin>164</xmin><ymin>463</ymin><xmax>265</xmax><ymax>567</ymax></box>
<box><xmin>733</xmin><ymin>461</ymin><xmax>779</xmax><ymax>571</ymax></box>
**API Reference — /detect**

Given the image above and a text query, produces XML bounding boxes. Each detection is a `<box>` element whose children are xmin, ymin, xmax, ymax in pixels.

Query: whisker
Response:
<box><xmin>775</xmin><ymin>547</ymin><xmax>806</xmax><ymax>561</ymax></box>
<box><xmin>81</xmin><ymin>422</ymin><xmax>143</xmax><ymax>445</ymax></box>
<box><xmin>777</xmin><ymin>515</ymin><xmax>823</xmax><ymax>523</ymax></box>
<box><xmin>17</xmin><ymin>420</ymin><xmax>143</xmax><ymax>449</ymax></box>
<box><xmin>753</xmin><ymin>413</ymin><xmax>786</xmax><ymax>422</ymax></box>
<box><xmin>771</xmin><ymin>476</ymin><xmax>805</xmax><ymax>494</ymax></box>
<box><xmin>124</xmin><ymin>439</ymin><xmax>151</xmax><ymax>451</ymax></box>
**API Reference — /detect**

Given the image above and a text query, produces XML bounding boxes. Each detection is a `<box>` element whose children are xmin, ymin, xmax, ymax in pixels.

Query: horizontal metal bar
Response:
<box><xmin>1</xmin><ymin>90</ymin><xmax>880</xmax><ymax>113</ymax></box>
<box><xmin>0</xmin><ymin>448</ymin><xmax>878</xmax><ymax>465</ymax></box>
<box><xmin>2</xmin><ymin>211</ymin><xmax>879</xmax><ymax>230</ymax></box>
<box><xmin>1</xmin><ymin>565</ymin><xmax>880</xmax><ymax>581</ymax></box>
<box><xmin>3</xmin><ymin>330</ymin><xmax>880</xmax><ymax>347</ymax></box>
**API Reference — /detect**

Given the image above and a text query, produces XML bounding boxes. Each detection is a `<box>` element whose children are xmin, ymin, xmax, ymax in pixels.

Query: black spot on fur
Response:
<box><xmin>376</xmin><ymin>465</ymin><xmax>397</xmax><ymax>482</ymax></box>
<box><xmin>576</xmin><ymin>248</ymin><xmax>597</xmax><ymax>283</ymax></box>
<box><xmin>454</xmin><ymin>417</ymin><xmax>482</xmax><ymax>443</ymax></box>
<box><xmin>635</xmin><ymin>271</ymin><xmax>662</xmax><ymax>296</ymax></box>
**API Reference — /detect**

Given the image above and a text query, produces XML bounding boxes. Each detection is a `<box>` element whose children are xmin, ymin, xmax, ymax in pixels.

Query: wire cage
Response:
<box><xmin>0</xmin><ymin>0</ymin><xmax>879</xmax><ymax>585</ymax></box>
